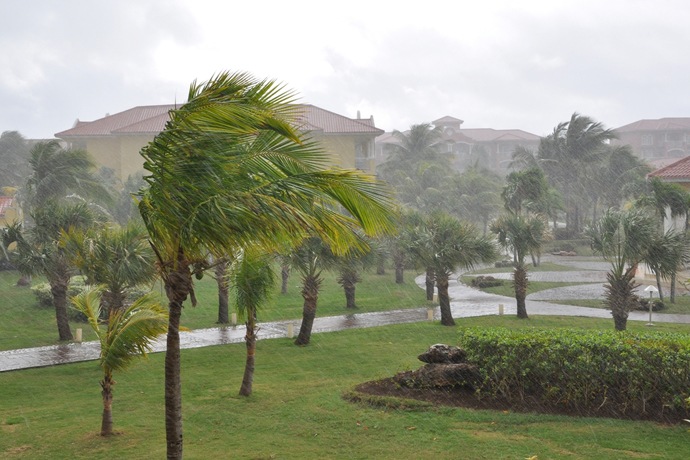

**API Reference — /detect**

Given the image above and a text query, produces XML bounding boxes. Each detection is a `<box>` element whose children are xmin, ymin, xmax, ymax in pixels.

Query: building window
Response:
<box><xmin>666</xmin><ymin>132</ymin><xmax>681</xmax><ymax>142</ymax></box>
<box><xmin>641</xmin><ymin>134</ymin><xmax>653</xmax><ymax>146</ymax></box>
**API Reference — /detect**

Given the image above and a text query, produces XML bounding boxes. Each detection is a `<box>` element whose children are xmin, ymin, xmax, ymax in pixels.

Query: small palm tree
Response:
<box><xmin>334</xmin><ymin>238</ymin><xmax>376</xmax><ymax>309</ymax></box>
<box><xmin>410</xmin><ymin>211</ymin><xmax>497</xmax><ymax>326</ymax></box>
<box><xmin>284</xmin><ymin>237</ymin><xmax>337</xmax><ymax>345</ymax></box>
<box><xmin>71</xmin><ymin>287</ymin><xmax>168</xmax><ymax>436</ymax></box>
<box><xmin>587</xmin><ymin>208</ymin><xmax>658</xmax><ymax>331</ymax></box>
<box><xmin>491</xmin><ymin>214</ymin><xmax>546</xmax><ymax>319</ymax></box>
<box><xmin>61</xmin><ymin>223</ymin><xmax>157</xmax><ymax>313</ymax></box>
<box><xmin>232</xmin><ymin>250</ymin><xmax>275</xmax><ymax>397</ymax></box>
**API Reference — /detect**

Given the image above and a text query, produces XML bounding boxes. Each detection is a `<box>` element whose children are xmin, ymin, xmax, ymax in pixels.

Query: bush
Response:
<box><xmin>494</xmin><ymin>260</ymin><xmax>515</xmax><ymax>268</ymax></box>
<box><xmin>470</xmin><ymin>275</ymin><xmax>504</xmax><ymax>288</ymax></box>
<box><xmin>458</xmin><ymin>327</ymin><xmax>690</xmax><ymax>421</ymax></box>
<box><xmin>635</xmin><ymin>296</ymin><xmax>665</xmax><ymax>312</ymax></box>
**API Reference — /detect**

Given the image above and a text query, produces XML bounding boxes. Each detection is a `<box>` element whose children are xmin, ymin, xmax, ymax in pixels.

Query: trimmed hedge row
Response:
<box><xmin>458</xmin><ymin>327</ymin><xmax>690</xmax><ymax>420</ymax></box>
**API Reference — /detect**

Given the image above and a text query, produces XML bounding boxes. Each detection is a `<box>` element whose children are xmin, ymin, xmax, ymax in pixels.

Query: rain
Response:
<box><xmin>2</xmin><ymin>1</ymin><xmax>690</xmax><ymax>459</ymax></box>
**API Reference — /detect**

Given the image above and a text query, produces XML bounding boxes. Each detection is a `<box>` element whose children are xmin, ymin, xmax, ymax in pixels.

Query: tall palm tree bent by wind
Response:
<box><xmin>137</xmin><ymin>71</ymin><xmax>395</xmax><ymax>459</ymax></box>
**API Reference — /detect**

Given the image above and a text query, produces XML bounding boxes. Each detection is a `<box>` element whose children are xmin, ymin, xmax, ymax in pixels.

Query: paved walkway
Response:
<box><xmin>2</xmin><ymin>256</ymin><xmax>690</xmax><ymax>372</ymax></box>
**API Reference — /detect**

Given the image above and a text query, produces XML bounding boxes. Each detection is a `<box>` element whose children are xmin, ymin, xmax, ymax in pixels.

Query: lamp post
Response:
<box><xmin>643</xmin><ymin>285</ymin><xmax>659</xmax><ymax>326</ymax></box>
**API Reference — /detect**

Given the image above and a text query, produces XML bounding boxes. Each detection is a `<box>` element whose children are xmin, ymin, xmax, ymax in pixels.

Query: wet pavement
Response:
<box><xmin>2</xmin><ymin>255</ymin><xmax>690</xmax><ymax>373</ymax></box>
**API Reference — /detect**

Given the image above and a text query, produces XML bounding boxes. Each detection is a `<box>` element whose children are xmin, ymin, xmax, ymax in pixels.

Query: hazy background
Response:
<box><xmin>2</xmin><ymin>0</ymin><xmax>689</xmax><ymax>139</ymax></box>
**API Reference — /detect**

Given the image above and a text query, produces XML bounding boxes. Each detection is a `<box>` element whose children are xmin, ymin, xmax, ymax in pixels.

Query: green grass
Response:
<box><xmin>0</xmin><ymin>268</ymin><xmax>427</xmax><ymax>351</ymax></box>
<box><xmin>470</xmin><ymin>261</ymin><xmax>578</xmax><ymax>275</ymax></box>
<box><xmin>2</xmin><ymin>319</ymin><xmax>690</xmax><ymax>459</ymax></box>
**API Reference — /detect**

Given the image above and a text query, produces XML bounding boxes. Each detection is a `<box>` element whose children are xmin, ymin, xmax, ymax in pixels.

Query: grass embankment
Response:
<box><xmin>2</xmin><ymin>318</ymin><xmax>690</xmax><ymax>459</ymax></box>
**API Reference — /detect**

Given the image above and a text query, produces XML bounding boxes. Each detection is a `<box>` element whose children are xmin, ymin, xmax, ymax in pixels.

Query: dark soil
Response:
<box><xmin>353</xmin><ymin>378</ymin><xmax>686</xmax><ymax>425</ymax></box>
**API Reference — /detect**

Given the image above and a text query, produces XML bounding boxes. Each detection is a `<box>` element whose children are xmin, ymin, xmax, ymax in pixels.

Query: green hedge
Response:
<box><xmin>458</xmin><ymin>327</ymin><xmax>690</xmax><ymax>420</ymax></box>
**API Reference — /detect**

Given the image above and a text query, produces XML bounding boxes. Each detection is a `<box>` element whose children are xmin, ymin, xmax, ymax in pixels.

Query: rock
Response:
<box><xmin>417</xmin><ymin>344</ymin><xmax>467</xmax><ymax>364</ymax></box>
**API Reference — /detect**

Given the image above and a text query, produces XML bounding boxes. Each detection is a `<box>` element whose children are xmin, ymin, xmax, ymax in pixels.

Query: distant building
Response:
<box><xmin>613</xmin><ymin>118</ymin><xmax>690</xmax><ymax>163</ymax></box>
<box><xmin>0</xmin><ymin>192</ymin><xmax>21</xmax><ymax>228</ymax></box>
<box><xmin>647</xmin><ymin>155</ymin><xmax>690</xmax><ymax>233</ymax></box>
<box><xmin>55</xmin><ymin>104</ymin><xmax>382</xmax><ymax>181</ymax></box>
<box><xmin>375</xmin><ymin>116</ymin><xmax>540</xmax><ymax>174</ymax></box>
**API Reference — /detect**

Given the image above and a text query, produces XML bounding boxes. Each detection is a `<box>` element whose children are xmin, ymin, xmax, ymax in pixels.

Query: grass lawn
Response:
<box><xmin>0</xmin><ymin>268</ymin><xmax>428</xmax><ymax>351</ymax></box>
<box><xmin>2</xmin><ymin>318</ymin><xmax>690</xmax><ymax>459</ymax></box>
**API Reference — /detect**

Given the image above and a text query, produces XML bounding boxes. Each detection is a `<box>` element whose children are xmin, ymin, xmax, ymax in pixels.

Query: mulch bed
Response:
<box><xmin>353</xmin><ymin>378</ymin><xmax>686</xmax><ymax>424</ymax></box>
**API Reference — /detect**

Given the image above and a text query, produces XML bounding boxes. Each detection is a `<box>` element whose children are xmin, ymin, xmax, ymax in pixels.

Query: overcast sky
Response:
<box><xmin>2</xmin><ymin>0</ymin><xmax>689</xmax><ymax>139</ymax></box>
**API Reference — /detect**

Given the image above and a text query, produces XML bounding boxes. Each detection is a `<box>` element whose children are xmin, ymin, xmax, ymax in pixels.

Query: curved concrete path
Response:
<box><xmin>2</xmin><ymin>256</ymin><xmax>690</xmax><ymax>372</ymax></box>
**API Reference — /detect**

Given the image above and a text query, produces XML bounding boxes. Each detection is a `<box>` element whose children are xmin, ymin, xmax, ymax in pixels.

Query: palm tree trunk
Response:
<box><xmin>100</xmin><ymin>371</ymin><xmax>114</xmax><ymax>436</ymax></box>
<box><xmin>393</xmin><ymin>252</ymin><xmax>404</xmax><ymax>284</ymax></box>
<box><xmin>163</xmin><ymin>258</ymin><xmax>192</xmax><ymax>460</ymax></box>
<box><xmin>605</xmin><ymin>269</ymin><xmax>636</xmax><ymax>332</ymax></box>
<box><xmin>344</xmin><ymin>283</ymin><xmax>357</xmax><ymax>309</ymax></box>
<box><xmin>425</xmin><ymin>267</ymin><xmax>435</xmax><ymax>301</ymax></box>
<box><xmin>376</xmin><ymin>254</ymin><xmax>386</xmax><ymax>275</ymax></box>
<box><xmin>239</xmin><ymin>318</ymin><xmax>256</xmax><ymax>396</ymax></box>
<box><xmin>436</xmin><ymin>273</ymin><xmax>455</xmax><ymax>326</ymax></box>
<box><xmin>655</xmin><ymin>272</ymin><xmax>665</xmax><ymax>302</ymax></box>
<box><xmin>295</xmin><ymin>275</ymin><xmax>320</xmax><ymax>345</ymax></box>
<box><xmin>280</xmin><ymin>264</ymin><xmax>290</xmax><ymax>294</ymax></box>
<box><xmin>50</xmin><ymin>274</ymin><xmax>73</xmax><ymax>341</ymax></box>
<box><xmin>670</xmin><ymin>273</ymin><xmax>676</xmax><ymax>303</ymax></box>
<box><xmin>216</xmin><ymin>261</ymin><xmax>229</xmax><ymax>324</ymax></box>
<box><xmin>514</xmin><ymin>264</ymin><xmax>529</xmax><ymax>319</ymax></box>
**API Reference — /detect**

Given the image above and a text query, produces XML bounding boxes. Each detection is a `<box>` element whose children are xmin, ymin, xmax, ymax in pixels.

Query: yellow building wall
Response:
<box><xmin>119</xmin><ymin>135</ymin><xmax>155</xmax><ymax>180</ymax></box>
<box><xmin>84</xmin><ymin>136</ymin><xmax>154</xmax><ymax>182</ymax></box>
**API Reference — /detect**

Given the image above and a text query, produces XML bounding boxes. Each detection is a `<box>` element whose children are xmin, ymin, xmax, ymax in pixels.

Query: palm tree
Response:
<box><xmin>586</xmin><ymin>208</ymin><xmax>658</xmax><ymax>331</ymax></box>
<box><xmin>12</xmin><ymin>203</ymin><xmax>95</xmax><ymax>340</ymax></box>
<box><xmin>71</xmin><ymin>287</ymin><xmax>168</xmax><ymax>436</ymax></box>
<box><xmin>232</xmin><ymin>250</ymin><xmax>275</xmax><ymax>396</ymax></box>
<box><xmin>0</xmin><ymin>130</ymin><xmax>30</xmax><ymax>188</ymax></box>
<box><xmin>25</xmin><ymin>140</ymin><xmax>111</xmax><ymax>209</ymax></box>
<box><xmin>377</xmin><ymin>123</ymin><xmax>445</xmax><ymax>181</ymax></box>
<box><xmin>538</xmin><ymin>113</ymin><xmax>617</xmax><ymax>236</ymax></box>
<box><xmin>136</xmin><ymin>71</ymin><xmax>395</xmax><ymax>459</ymax></box>
<box><xmin>61</xmin><ymin>223</ymin><xmax>157</xmax><ymax>313</ymax></box>
<box><xmin>409</xmin><ymin>211</ymin><xmax>497</xmax><ymax>326</ymax></box>
<box><xmin>284</xmin><ymin>236</ymin><xmax>336</xmax><ymax>345</ymax></box>
<box><xmin>334</xmin><ymin>239</ymin><xmax>376</xmax><ymax>309</ymax></box>
<box><xmin>644</xmin><ymin>230</ymin><xmax>690</xmax><ymax>303</ymax></box>
<box><xmin>491</xmin><ymin>214</ymin><xmax>546</xmax><ymax>319</ymax></box>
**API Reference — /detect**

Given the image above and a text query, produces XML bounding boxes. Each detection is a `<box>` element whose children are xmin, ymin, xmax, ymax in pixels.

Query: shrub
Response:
<box><xmin>458</xmin><ymin>327</ymin><xmax>690</xmax><ymax>421</ymax></box>
<box><xmin>470</xmin><ymin>275</ymin><xmax>504</xmax><ymax>288</ymax></box>
<box><xmin>494</xmin><ymin>260</ymin><xmax>515</xmax><ymax>268</ymax></box>
<box><xmin>635</xmin><ymin>296</ymin><xmax>665</xmax><ymax>312</ymax></box>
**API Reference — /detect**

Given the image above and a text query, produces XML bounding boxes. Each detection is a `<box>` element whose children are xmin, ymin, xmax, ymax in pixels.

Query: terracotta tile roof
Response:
<box><xmin>433</xmin><ymin>116</ymin><xmax>464</xmax><ymax>126</ymax></box>
<box><xmin>56</xmin><ymin>105</ymin><xmax>176</xmax><ymax>137</ymax></box>
<box><xmin>56</xmin><ymin>103</ymin><xmax>382</xmax><ymax>138</ymax></box>
<box><xmin>295</xmin><ymin>104</ymin><xmax>383</xmax><ymax>135</ymax></box>
<box><xmin>615</xmin><ymin>118</ymin><xmax>690</xmax><ymax>133</ymax></box>
<box><xmin>460</xmin><ymin>128</ymin><xmax>540</xmax><ymax>142</ymax></box>
<box><xmin>648</xmin><ymin>155</ymin><xmax>690</xmax><ymax>180</ymax></box>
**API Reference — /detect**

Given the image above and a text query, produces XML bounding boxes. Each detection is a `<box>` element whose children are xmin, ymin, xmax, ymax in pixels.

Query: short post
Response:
<box><xmin>427</xmin><ymin>308</ymin><xmax>434</xmax><ymax>321</ymax></box>
<box><xmin>498</xmin><ymin>304</ymin><xmax>504</xmax><ymax>316</ymax></box>
<box><xmin>231</xmin><ymin>312</ymin><xmax>237</xmax><ymax>327</ymax></box>
<box><xmin>75</xmin><ymin>328</ymin><xmax>82</xmax><ymax>343</ymax></box>
<box><xmin>644</xmin><ymin>285</ymin><xmax>658</xmax><ymax>326</ymax></box>
<box><xmin>287</xmin><ymin>323</ymin><xmax>294</xmax><ymax>338</ymax></box>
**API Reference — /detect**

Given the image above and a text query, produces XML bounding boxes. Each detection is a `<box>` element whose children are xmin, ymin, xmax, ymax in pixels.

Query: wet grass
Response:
<box><xmin>1</xmin><ymin>319</ymin><xmax>689</xmax><ymax>459</ymax></box>
<box><xmin>0</xmin><ymin>268</ymin><xmax>428</xmax><ymax>351</ymax></box>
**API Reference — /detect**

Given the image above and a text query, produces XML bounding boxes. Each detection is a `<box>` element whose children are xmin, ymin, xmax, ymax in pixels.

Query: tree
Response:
<box><xmin>71</xmin><ymin>287</ymin><xmax>168</xmax><ymax>436</ymax></box>
<box><xmin>284</xmin><ymin>236</ymin><xmax>336</xmax><ymax>345</ymax></box>
<box><xmin>61</xmin><ymin>223</ymin><xmax>157</xmax><ymax>313</ymax></box>
<box><xmin>232</xmin><ymin>250</ymin><xmax>275</xmax><ymax>397</ymax></box>
<box><xmin>13</xmin><ymin>203</ymin><xmax>95</xmax><ymax>340</ymax></box>
<box><xmin>409</xmin><ymin>211</ymin><xmax>497</xmax><ymax>326</ymax></box>
<box><xmin>451</xmin><ymin>165</ymin><xmax>503</xmax><ymax>235</ymax></box>
<box><xmin>334</xmin><ymin>238</ymin><xmax>376</xmax><ymax>309</ymax></box>
<box><xmin>586</xmin><ymin>208</ymin><xmax>658</xmax><ymax>331</ymax></box>
<box><xmin>0</xmin><ymin>131</ymin><xmax>30</xmax><ymax>188</ymax></box>
<box><xmin>136</xmin><ymin>71</ymin><xmax>395</xmax><ymax>459</ymax></box>
<box><xmin>537</xmin><ymin>114</ymin><xmax>617</xmax><ymax>236</ymax></box>
<box><xmin>25</xmin><ymin>140</ymin><xmax>111</xmax><ymax>210</ymax></box>
<box><xmin>377</xmin><ymin>123</ymin><xmax>445</xmax><ymax>182</ymax></box>
<box><xmin>645</xmin><ymin>230</ymin><xmax>690</xmax><ymax>303</ymax></box>
<box><xmin>491</xmin><ymin>214</ymin><xmax>546</xmax><ymax>318</ymax></box>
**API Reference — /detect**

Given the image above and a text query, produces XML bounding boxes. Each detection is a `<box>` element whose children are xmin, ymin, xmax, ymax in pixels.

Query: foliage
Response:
<box><xmin>0</xmin><ymin>130</ymin><xmax>30</xmax><ymax>188</ymax></box>
<box><xmin>71</xmin><ymin>286</ymin><xmax>168</xmax><ymax>436</ymax></box>
<box><xmin>459</xmin><ymin>327</ymin><xmax>690</xmax><ymax>421</ymax></box>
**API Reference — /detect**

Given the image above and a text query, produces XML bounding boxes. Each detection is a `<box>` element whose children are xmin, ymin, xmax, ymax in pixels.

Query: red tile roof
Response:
<box><xmin>615</xmin><ymin>118</ymin><xmax>690</xmax><ymax>133</ymax></box>
<box><xmin>648</xmin><ymin>155</ymin><xmax>690</xmax><ymax>180</ymax></box>
<box><xmin>456</xmin><ymin>128</ymin><xmax>539</xmax><ymax>142</ymax></box>
<box><xmin>56</xmin><ymin>103</ymin><xmax>382</xmax><ymax>138</ymax></box>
